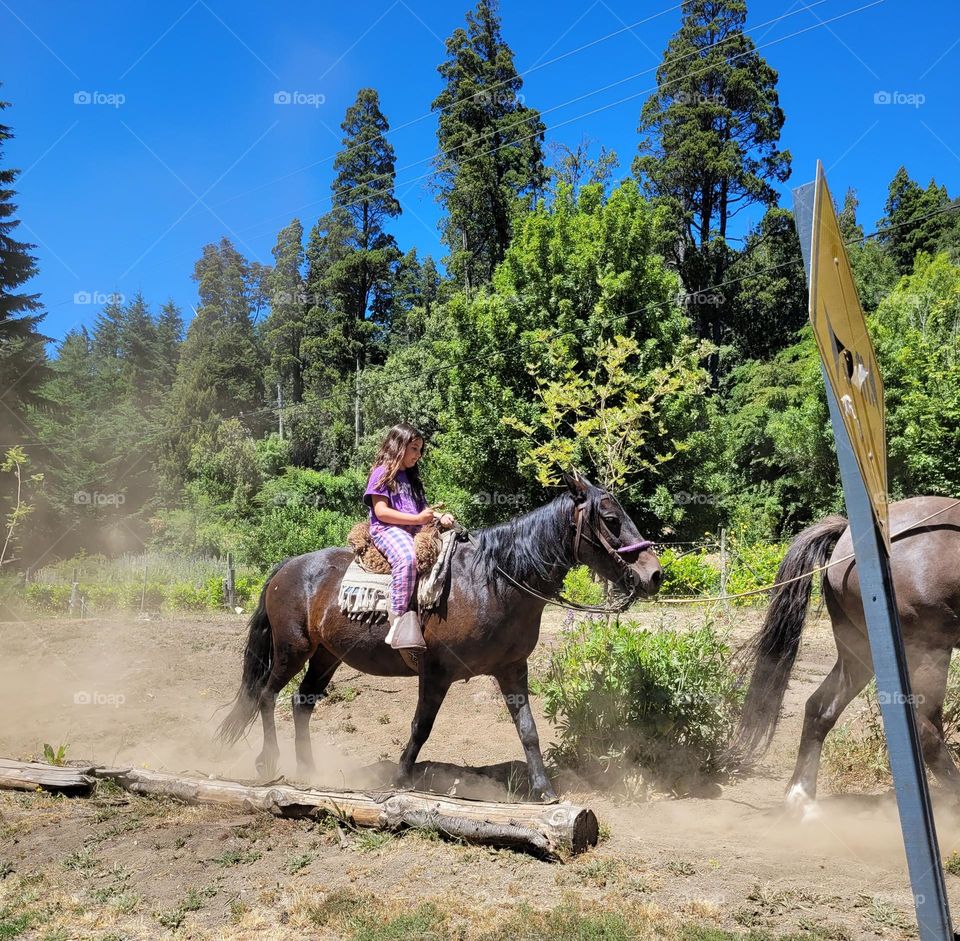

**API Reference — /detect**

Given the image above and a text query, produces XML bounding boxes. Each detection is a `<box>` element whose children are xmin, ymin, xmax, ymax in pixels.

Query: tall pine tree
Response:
<box><xmin>634</xmin><ymin>0</ymin><xmax>790</xmax><ymax>354</ymax></box>
<box><xmin>879</xmin><ymin>166</ymin><xmax>954</xmax><ymax>275</ymax></box>
<box><xmin>0</xmin><ymin>92</ymin><xmax>52</xmax><ymax>427</ymax></box>
<box><xmin>433</xmin><ymin>0</ymin><xmax>546</xmax><ymax>295</ymax></box>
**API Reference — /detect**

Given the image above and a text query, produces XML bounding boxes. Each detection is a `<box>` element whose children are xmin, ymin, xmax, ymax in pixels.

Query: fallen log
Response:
<box><xmin>90</xmin><ymin>765</ymin><xmax>597</xmax><ymax>857</ymax></box>
<box><xmin>0</xmin><ymin>758</ymin><xmax>96</xmax><ymax>795</ymax></box>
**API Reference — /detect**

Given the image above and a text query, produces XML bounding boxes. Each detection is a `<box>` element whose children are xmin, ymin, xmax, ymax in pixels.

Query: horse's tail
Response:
<box><xmin>724</xmin><ymin>514</ymin><xmax>848</xmax><ymax>768</ymax></box>
<box><xmin>217</xmin><ymin>559</ymin><xmax>289</xmax><ymax>746</ymax></box>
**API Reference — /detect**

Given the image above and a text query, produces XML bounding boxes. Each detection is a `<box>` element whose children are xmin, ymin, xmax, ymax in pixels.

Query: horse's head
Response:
<box><xmin>562</xmin><ymin>470</ymin><xmax>662</xmax><ymax>602</ymax></box>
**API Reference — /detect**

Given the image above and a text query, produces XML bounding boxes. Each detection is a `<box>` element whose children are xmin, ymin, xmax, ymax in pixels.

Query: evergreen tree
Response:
<box><xmin>328</xmin><ymin>87</ymin><xmax>402</xmax><ymax>366</ymax></box>
<box><xmin>433</xmin><ymin>0</ymin><xmax>546</xmax><ymax>294</ymax></box>
<box><xmin>634</xmin><ymin>0</ymin><xmax>790</xmax><ymax>352</ymax></box>
<box><xmin>725</xmin><ymin>209</ymin><xmax>807</xmax><ymax>361</ymax></box>
<box><xmin>0</xmin><ymin>93</ymin><xmax>52</xmax><ymax>422</ymax></box>
<box><xmin>880</xmin><ymin>166</ymin><xmax>954</xmax><ymax>275</ymax></box>
<box><xmin>154</xmin><ymin>301</ymin><xmax>184</xmax><ymax>389</ymax></box>
<box><xmin>263</xmin><ymin>219</ymin><xmax>306</xmax><ymax>404</ymax></box>
<box><xmin>159</xmin><ymin>239</ymin><xmax>265</xmax><ymax>493</ymax></box>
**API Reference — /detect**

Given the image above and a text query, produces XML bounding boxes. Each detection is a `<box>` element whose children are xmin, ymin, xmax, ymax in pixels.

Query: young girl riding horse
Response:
<box><xmin>364</xmin><ymin>423</ymin><xmax>454</xmax><ymax>652</ymax></box>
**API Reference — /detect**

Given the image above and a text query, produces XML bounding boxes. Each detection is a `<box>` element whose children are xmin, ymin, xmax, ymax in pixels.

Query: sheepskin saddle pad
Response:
<box><xmin>337</xmin><ymin>522</ymin><xmax>459</xmax><ymax>621</ymax></box>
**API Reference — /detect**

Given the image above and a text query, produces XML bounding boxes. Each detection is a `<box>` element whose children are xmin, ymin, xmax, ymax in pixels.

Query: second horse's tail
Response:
<box><xmin>724</xmin><ymin>515</ymin><xmax>848</xmax><ymax>768</ymax></box>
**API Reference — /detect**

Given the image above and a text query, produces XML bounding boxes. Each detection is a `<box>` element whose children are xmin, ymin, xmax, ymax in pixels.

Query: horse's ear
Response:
<box><xmin>561</xmin><ymin>469</ymin><xmax>589</xmax><ymax>501</ymax></box>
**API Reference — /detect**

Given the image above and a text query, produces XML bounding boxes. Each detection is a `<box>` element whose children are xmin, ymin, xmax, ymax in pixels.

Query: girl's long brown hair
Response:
<box><xmin>371</xmin><ymin>422</ymin><xmax>427</xmax><ymax>506</ymax></box>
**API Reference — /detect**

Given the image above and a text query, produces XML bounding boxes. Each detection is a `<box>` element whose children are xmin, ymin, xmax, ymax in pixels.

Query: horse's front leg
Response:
<box><xmin>396</xmin><ymin>659</ymin><xmax>452</xmax><ymax>786</ymax></box>
<box><xmin>495</xmin><ymin>661</ymin><xmax>557</xmax><ymax>802</ymax></box>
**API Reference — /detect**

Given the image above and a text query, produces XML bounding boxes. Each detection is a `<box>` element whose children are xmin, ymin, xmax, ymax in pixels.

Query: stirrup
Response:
<box><xmin>390</xmin><ymin>610</ymin><xmax>426</xmax><ymax>652</ymax></box>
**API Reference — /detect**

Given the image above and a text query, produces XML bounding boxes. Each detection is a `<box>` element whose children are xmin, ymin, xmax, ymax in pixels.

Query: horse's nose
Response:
<box><xmin>647</xmin><ymin>567</ymin><xmax>662</xmax><ymax>594</ymax></box>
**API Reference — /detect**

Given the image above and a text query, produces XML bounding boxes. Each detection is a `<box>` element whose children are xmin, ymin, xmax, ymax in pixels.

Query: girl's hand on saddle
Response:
<box><xmin>436</xmin><ymin>512</ymin><xmax>456</xmax><ymax>528</ymax></box>
<box><xmin>414</xmin><ymin>508</ymin><xmax>436</xmax><ymax>526</ymax></box>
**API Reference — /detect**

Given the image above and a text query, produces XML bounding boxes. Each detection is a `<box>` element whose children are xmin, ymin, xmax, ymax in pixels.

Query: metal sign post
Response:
<box><xmin>794</xmin><ymin>164</ymin><xmax>954</xmax><ymax>941</ymax></box>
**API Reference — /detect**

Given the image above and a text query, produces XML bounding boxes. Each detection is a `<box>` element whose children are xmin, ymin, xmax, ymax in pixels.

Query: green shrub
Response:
<box><xmin>535</xmin><ymin>617</ymin><xmax>742</xmax><ymax>793</ymax></box>
<box><xmin>658</xmin><ymin>548</ymin><xmax>720</xmax><ymax>598</ymax></box>
<box><xmin>726</xmin><ymin>538</ymin><xmax>788</xmax><ymax>605</ymax></box>
<box><xmin>561</xmin><ymin>566</ymin><xmax>605</xmax><ymax>606</ymax></box>
<box><xmin>239</xmin><ymin>506</ymin><xmax>356</xmax><ymax>570</ymax></box>
<box><xmin>24</xmin><ymin>583</ymin><xmax>71</xmax><ymax>613</ymax></box>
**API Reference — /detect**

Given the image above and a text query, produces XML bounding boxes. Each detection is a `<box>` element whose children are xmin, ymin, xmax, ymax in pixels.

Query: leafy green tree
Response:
<box><xmin>504</xmin><ymin>333</ymin><xmax>711</xmax><ymax>499</ymax></box>
<box><xmin>872</xmin><ymin>252</ymin><xmax>960</xmax><ymax>495</ymax></box>
<box><xmin>430</xmin><ymin>179</ymin><xmax>696</xmax><ymax>523</ymax></box>
<box><xmin>0</xmin><ymin>93</ymin><xmax>52</xmax><ymax>425</ymax></box>
<box><xmin>433</xmin><ymin>0</ymin><xmax>546</xmax><ymax>294</ymax></box>
<box><xmin>633</xmin><ymin>0</ymin><xmax>790</xmax><ymax>351</ymax></box>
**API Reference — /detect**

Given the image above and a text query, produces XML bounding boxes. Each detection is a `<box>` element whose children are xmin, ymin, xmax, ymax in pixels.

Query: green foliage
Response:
<box><xmin>657</xmin><ymin>549</ymin><xmax>720</xmax><ymax>598</ymax></box>
<box><xmin>239</xmin><ymin>506</ymin><xmax>356</xmax><ymax>570</ymax></box>
<box><xmin>872</xmin><ymin>252</ymin><xmax>960</xmax><ymax>496</ymax></box>
<box><xmin>42</xmin><ymin>742</ymin><xmax>68</xmax><ymax>766</ymax></box>
<box><xmin>560</xmin><ymin>566</ymin><xmax>605</xmax><ymax>606</ymax></box>
<box><xmin>535</xmin><ymin>617</ymin><xmax>743</xmax><ymax>792</ymax></box>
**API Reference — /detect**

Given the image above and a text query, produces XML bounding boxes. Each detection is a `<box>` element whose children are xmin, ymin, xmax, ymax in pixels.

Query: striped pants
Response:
<box><xmin>369</xmin><ymin>522</ymin><xmax>419</xmax><ymax>613</ymax></box>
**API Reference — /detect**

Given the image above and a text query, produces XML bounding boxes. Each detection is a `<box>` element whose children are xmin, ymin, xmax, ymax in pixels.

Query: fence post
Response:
<box><xmin>225</xmin><ymin>553</ymin><xmax>236</xmax><ymax>610</ymax></box>
<box><xmin>69</xmin><ymin>568</ymin><xmax>80</xmax><ymax>618</ymax></box>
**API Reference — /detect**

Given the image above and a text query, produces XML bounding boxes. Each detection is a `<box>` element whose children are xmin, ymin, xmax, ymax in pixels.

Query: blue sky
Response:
<box><xmin>4</xmin><ymin>0</ymin><xmax>959</xmax><ymax>347</ymax></box>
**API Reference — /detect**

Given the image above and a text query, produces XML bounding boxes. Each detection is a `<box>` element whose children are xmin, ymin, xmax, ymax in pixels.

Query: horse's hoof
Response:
<box><xmin>533</xmin><ymin>785</ymin><xmax>559</xmax><ymax>803</ymax></box>
<box><xmin>255</xmin><ymin>756</ymin><xmax>278</xmax><ymax>781</ymax></box>
<box><xmin>785</xmin><ymin>783</ymin><xmax>820</xmax><ymax>822</ymax></box>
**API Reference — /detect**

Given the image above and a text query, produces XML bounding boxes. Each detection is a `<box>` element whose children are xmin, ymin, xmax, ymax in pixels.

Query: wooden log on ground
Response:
<box><xmin>91</xmin><ymin>765</ymin><xmax>598</xmax><ymax>857</ymax></box>
<box><xmin>0</xmin><ymin>758</ymin><xmax>96</xmax><ymax>795</ymax></box>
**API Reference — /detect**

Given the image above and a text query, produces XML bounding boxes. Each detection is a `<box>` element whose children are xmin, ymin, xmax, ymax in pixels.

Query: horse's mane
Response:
<box><xmin>471</xmin><ymin>490</ymin><xmax>598</xmax><ymax>586</ymax></box>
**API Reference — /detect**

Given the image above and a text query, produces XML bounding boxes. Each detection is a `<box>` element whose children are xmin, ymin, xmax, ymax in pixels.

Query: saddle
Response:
<box><xmin>338</xmin><ymin>522</ymin><xmax>461</xmax><ymax>622</ymax></box>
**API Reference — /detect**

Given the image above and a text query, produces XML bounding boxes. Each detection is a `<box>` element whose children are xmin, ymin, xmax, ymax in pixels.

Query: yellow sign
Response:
<box><xmin>809</xmin><ymin>161</ymin><xmax>889</xmax><ymax>545</ymax></box>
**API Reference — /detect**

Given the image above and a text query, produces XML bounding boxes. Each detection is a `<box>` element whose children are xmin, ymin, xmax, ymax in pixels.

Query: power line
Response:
<box><xmin>232</xmin><ymin>0</ymin><xmax>846</xmax><ymax>242</ymax></box>
<box><xmin>214</xmin><ymin>0</ymin><xmax>690</xmax><ymax>210</ymax></box>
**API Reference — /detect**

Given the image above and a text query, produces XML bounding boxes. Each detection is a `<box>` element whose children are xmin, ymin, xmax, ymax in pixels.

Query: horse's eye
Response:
<box><xmin>603</xmin><ymin>515</ymin><xmax>621</xmax><ymax>533</ymax></box>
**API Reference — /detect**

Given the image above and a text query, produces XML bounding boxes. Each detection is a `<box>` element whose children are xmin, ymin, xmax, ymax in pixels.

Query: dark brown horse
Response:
<box><xmin>218</xmin><ymin>471</ymin><xmax>662</xmax><ymax>800</ymax></box>
<box><xmin>728</xmin><ymin>495</ymin><xmax>960</xmax><ymax>818</ymax></box>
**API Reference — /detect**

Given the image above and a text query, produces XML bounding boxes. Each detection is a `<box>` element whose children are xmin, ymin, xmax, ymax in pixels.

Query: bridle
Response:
<box><xmin>570</xmin><ymin>499</ymin><xmax>655</xmax><ymax>573</ymax></box>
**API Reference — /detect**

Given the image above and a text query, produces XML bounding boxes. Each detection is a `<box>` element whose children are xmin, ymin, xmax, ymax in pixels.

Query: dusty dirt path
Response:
<box><xmin>1</xmin><ymin>606</ymin><xmax>958</xmax><ymax>939</ymax></box>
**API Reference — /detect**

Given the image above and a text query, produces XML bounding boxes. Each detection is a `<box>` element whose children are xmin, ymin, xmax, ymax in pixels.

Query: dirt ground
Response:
<box><xmin>2</xmin><ymin>604</ymin><xmax>960</xmax><ymax>940</ymax></box>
